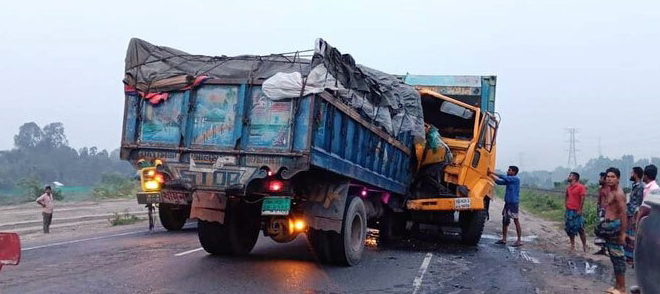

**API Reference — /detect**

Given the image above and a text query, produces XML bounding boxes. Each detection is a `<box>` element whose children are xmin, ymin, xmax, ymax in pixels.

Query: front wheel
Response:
<box><xmin>159</xmin><ymin>203</ymin><xmax>188</xmax><ymax>231</ymax></box>
<box><xmin>459</xmin><ymin>209</ymin><xmax>487</xmax><ymax>246</ymax></box>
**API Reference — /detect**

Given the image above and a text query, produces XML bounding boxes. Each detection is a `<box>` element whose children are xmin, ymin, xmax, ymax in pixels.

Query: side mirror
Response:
<box><xmin>0</xmin><ymin>232</ymin><xmax>21</xmax><ymax>270</ymax></box>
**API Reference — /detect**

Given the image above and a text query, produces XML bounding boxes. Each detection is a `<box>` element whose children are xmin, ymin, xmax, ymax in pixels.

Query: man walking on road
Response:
<box><xmin>564</xmin><ymin>172</ymin><xmax>588</xmax><ymax>252</ymax></box>
<box><xmin>598</xmin><ymin>167</ymin><xmax>627</xmax><ymax>294</ymax></box>
<box><xmin>624</xmin><ymin>167</ymin><xmax>644</xmax><ymax>265</ymax></box>
<box><xmin>35</xmin><ymin>186</ymin><xmax>55</xmax><ymax>234</ymax></box>
<box><xmin>490</xmin><ymin>166</ymin><xmax>522</xmax><ymax>247</ymax></box>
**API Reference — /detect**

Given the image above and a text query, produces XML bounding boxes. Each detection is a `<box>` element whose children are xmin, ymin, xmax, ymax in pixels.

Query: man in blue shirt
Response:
<box><xmin>490</xmin><ymin>166</ymin><xmax>522</xmax><ymax>247</ymax></box>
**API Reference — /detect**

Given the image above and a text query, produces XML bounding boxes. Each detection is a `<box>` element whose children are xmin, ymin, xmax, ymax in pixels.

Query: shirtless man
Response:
<box><xmin>602</xmin><ymin>167</ymin><xmax>627</xmax><ymax>294</ymax></box>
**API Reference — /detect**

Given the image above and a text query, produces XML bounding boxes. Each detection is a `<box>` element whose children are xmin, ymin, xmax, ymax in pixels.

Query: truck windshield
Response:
<box><xmin>421</xmin><ymin>94</ymin><xmax>476</xmax><ymax>140</ymax></box>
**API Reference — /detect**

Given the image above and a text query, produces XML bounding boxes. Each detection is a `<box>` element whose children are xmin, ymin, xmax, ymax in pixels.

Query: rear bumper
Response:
<box><xmin>406</xmin><ymin>197</ymin><xmax>484</xmax><ymax>211</ymax></box>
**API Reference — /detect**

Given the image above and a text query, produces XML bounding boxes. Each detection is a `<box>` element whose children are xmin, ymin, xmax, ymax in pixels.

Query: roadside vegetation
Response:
<box><xmin>0</xmin><ymin>122</ymin><xmax>133</xmax><ymax>205</ymax></box>
<box><xmin>496</xmin><ymin>187</ymin><xmax>598</xmax><ymax>235</ymax></box>
<box><xmin>92</xmin><ymin>173</ymin><xmax>138</xmax><ymax>200</ymax></box>
<box><xmin>108</xmin><ymin>209</ymin><xmax>141</xmax><ymax>226</ymax></box>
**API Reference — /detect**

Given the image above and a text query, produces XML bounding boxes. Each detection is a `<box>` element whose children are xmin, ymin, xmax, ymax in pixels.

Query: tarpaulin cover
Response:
<box><xmin>124</xmin><ymin>38</ymin><xmax>424</xmax><ymax>142</ymax></box>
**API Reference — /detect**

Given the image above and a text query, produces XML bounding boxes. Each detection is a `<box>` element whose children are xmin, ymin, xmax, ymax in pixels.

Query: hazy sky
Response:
<box><xmin>1</xmin><ymin>0</ymin><xmax>658</xmax><ymax>171</ymax></box>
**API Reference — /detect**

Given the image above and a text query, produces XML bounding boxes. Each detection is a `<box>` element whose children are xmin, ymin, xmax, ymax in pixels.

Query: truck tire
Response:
<box><xmin>198</xmin><ymin>220</ymin><xmax>230</xmax><ymax>254</ymax></box>
<box><xmin>332</xmin><ymin>196</ymin><xmax>367</xmax><ymax>266</ymax></box>
<box><xmin>159</xmin><ymin>203</ymin><xmax>188</xmax><ymax>231</ymax></box>
<box><xmin>307</xmin><ymin>229</ymin><xmax>333</xmax><ymax>263</ymax></box>
<box><xmin>198</xmin><ymin>201</ymin><xmax>261</xmax><ymax>255</ymax></box>
<box><xmin>378</xmin><ymin>208</ymin><xmax>407</xmax><ymax>245</ymax></box>
<box><xmin>460</xmin><ymin>209</ymin><xmax>487</xmax><ymax>246</ymax></box>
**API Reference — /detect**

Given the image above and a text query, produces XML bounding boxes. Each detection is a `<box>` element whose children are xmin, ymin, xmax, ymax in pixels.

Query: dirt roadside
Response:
<box><xmin>0</xmin><ymin>199</ymin><xmax>151</xmax><ymax>243</ymax></box>
<box><xmin>487</xmin><ymin>196</ymin><xmax>638</xmax><ymax>293</ymax></box>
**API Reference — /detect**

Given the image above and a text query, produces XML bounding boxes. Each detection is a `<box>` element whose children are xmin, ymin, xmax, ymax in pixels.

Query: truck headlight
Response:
<box><xmin>144</xmin><ymin>180</ymin><xmax>160</xmax><ymax>191</ymax></box>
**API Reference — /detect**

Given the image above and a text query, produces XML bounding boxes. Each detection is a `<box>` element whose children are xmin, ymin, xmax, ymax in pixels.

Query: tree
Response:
<box><xmin>14</xmin><ymin>122</ymin><xmax>43</xmax><ymax>149</ymax></box>
<box><xmin>41</xmin><ymin>122</ymin><xmax>68</xmax><ymax>148</ymax></box>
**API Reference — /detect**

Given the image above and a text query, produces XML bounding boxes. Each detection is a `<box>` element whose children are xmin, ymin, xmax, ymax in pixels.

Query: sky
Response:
<box><xmin>0</xmin><ymin>0</ymin><xmax>658</xmax><ymax>171</ymax></box>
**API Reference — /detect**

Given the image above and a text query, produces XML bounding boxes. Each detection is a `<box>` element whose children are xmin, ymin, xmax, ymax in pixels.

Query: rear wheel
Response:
<box><xmin>459</xmin><ymin>209</ymin><xmax>487</xmax><ymax>246</ymax></box>
<box><xmin>159</xmin><ymin>203</ymin><xmax>188</xmax><ymax>231</ymax></box>
<box><xmin>307</xmin><ymin>229</ymin><xmax>333</xmax><ymax>263</ymax></box>
<box><xmin>198</xmin><ymin>201</ymin><xmax>261</xmax><ymax>255</ymax></box>
<box><xmin>332</xmin><ymin>196</ymin><xmax>367</xmax><ymax>266</ymax></box>
<box><xmin>378</xmin><ymin>208</ymin><xmax>407</xmax><ymax>245</ymax></box>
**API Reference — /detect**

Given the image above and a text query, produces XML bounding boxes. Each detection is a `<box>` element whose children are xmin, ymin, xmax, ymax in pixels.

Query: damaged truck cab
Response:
<box><xmin>402</xmin><ymin>76</ymin><xmax>498</xmax><ymax>245</ymax></box>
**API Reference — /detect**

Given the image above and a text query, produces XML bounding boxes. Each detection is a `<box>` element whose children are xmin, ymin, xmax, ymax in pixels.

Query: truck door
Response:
<box><xmin>463</xmin><ymin>114</ymin><xmax>498</xmax><ymax>200</ymax></box>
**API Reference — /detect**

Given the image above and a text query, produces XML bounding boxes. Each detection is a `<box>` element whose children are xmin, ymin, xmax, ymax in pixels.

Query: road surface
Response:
<box><xmin>1</xmin><ymin>199</ymin><xmax>611</xmax><ymax>294</ymax></box>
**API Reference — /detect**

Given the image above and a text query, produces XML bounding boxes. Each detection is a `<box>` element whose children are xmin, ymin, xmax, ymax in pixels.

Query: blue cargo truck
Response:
<box><xmin>121</xmin><ymin>38</ymin><xmax>498</xmax><ymax>265</ymax></box>
<box><xmin>121</xmin><ymin>38</ymin><xmax>424</xmax><ymax>266</ymax></box>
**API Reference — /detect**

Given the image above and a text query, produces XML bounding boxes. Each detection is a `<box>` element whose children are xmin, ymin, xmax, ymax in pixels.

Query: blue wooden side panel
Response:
<box><xmin>139</xmin><ymin>91</ymin><xmax>189</xmax><ymax>145</ymax></box>
<box><xmin>245</xmin><ymin>87</ymin><xmax>293</xmax><ymax>150</ymax></box>
<box><xmin>191</xmin><ymin>85</ymin><xmax>241</xmax><ymax>148</ymax></box>
<box><xmin>292</xmin><ymin>96</ymin><xmax>311</xmax><ymax>152</ymax></box>
<box><xmin>310</xmin><ymin>98</ymin><xmax>412</xmax><ymax>195</ymax></box>
<box><xmin>123</xmin><ymin>95</ymin><xmax>139</xmax><ymax>143</ymax></box>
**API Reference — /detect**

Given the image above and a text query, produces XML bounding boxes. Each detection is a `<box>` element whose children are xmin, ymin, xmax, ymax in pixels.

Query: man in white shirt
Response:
<box><xmin>35</xmin><ymin>186</ymin><xmax>55</xmax><ymax>234</ymax></box>
<box><xmin>637</xmin><ymin>165</ymin><xmax>660</xmax><ymax>228</ymax></box>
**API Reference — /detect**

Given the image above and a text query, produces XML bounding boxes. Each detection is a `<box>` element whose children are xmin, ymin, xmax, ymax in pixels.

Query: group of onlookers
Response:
<box><xmin>491</xmin><ymin>164</ymin><xmax>659</xmax><ymax>294</ymax></box>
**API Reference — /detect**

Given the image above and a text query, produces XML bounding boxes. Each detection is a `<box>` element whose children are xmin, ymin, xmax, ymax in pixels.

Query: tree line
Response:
<box><xmin>516</xmin><ymin>155</ymin><xmax>660</xmax><ymax>190</ymax></box>
<box><xmin>0</xmin><ymin>122</ymin><xmax>133</xmax><ymax>191</ymax></box>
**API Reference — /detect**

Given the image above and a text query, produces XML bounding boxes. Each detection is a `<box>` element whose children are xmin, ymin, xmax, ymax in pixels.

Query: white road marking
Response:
<box><xmin>22</xmin><ymin>231</ymin><xmax>144</xmax><ymax>251</ymax></box>
<box><xmin>174</xmin><ymin>247</ymin><xmax>204</xmax><ymax>257</ymax></box>
<box><xmin>480</xmin><ymin>234</ymin><xmax>538</xmax><ymax>242</ymax></box>
<box><xmin>520</xmin><ymin>251</ymin><xmax>540</xmax><ymax>264</ymax></box>
<box><xmin>412</xmin><ymin>253</ymin><xmax>433</xmax><ymax>294</ymax></box>
<box><xmin>585</xmin><ymin>261</ymin><xmax>597</xmax><ymax>274</ymax></box>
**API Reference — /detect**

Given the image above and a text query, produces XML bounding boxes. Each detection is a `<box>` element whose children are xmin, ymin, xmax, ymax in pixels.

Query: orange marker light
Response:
<box><xmin>294</xmin><ymin>219</ymin><xmax>306</xmax><ymax>231</ymax></box>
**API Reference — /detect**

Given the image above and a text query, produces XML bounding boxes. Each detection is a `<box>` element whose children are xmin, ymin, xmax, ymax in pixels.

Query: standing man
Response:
<box><xmin>565</xmin><ymin>172</ymin><xmax>588</xmax><ymax>252</ymax></box>
<box><xmin>636</xmin><ymin>164</ymin><xmax>660</xmax><ymax>227</ymax></box>
<box><xmin>490</xmin><ymin>166</ymin><xmax>522</xmax><ymax>247</ymax></box>
<box><xmin>599</xmin><ymin>167</ymin><xmax>627</xmax><ymax>294</ymax></box>
<box><xmin>625</xmin><ymin>167</ymin><xmax>644</xmax><ymax>265</ymax></box>
<box><xmin>594</xmin><ymin>172</ymin><xmax>608</xmax><ymax>255</ymax></box>
<box><xmin>35</xmin><ymin>186</ymin><xmax>55</xmax><ymax>234</ymax></box>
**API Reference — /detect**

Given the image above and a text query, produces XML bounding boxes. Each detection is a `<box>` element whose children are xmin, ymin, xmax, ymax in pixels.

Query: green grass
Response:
<box><xmin>108</xmin><ymin>210</ymin><xmax>141</xmax><ymax>226</ymax></box>
<box><xmin>496</xmin><ymin>187</ymin><xmax>598</xmax><ymax>235</ymax></box>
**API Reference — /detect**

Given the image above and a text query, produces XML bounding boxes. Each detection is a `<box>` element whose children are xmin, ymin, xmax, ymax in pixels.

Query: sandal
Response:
<box><xmin>511</xmin><ymin>242</ymin><xmax>523</xmax><ymax>247</ymax></box>
<box><xmin>495</xmin><ymin>240</ymin><xmax>506</xmax><ymax>245</ymax></box>
<box><xmin>605</xmin><ymin>286</ymin><xmax>626</xmax><ymax>294</ymax></box>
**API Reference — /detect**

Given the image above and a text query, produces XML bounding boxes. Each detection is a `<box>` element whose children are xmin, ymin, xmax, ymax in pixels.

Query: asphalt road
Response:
<box><xmin>1</xmin><ymin>220</ymin><xmax>607</xmax><ymax>294</ymax></box>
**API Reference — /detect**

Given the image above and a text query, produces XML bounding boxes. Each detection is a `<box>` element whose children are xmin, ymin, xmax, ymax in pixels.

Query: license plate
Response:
<box><xmin>454</xmin><ymin>198</ymin><xmax>471</xmax><ymax>210</ymax></box>
<box><xmin>261</xmin><ymin>196</ymin><xmax>291</xmax><ymax>216</ymax></box>
<box><xmin>161</xmin><ymin>190</ymin><xmax>189</xmax><ymax>205</ymax></box>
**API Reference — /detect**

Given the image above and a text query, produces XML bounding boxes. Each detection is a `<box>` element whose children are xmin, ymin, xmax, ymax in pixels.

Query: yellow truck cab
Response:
<box><xmin>402</xmin><ymin>76</ymin><xmax>498</xmax><ymax>245</ymax></box>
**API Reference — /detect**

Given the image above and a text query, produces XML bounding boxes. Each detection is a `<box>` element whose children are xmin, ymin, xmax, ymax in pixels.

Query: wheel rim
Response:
<box><xmin>350</xmin><ymin>213</ymin><xmax>364</xmax><ymax>252</ymax></box>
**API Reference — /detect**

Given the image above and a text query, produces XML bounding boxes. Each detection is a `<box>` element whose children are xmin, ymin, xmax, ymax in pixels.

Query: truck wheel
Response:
<box><xmin>460</xmin><ymin>209</ymin><xmax>487</xmax><ymax>246</ymax></box>
<box><xmin>378</xmin><ymin>208</ymin><xmax>407</xmax><ymax>245</ymax></box>
<box><xmin>332</xmin><ymin>196</ymin><xmax>367</xmax><ymax>266</ymax></box>
<box><xmin>198</xmin><ymin>220</ymin><xmax>230</xmax><ymax>254</ymax></box>
<box><xmin>198</xmin><ymin>201</ymin><xmax>261</xmax><ymax>255</ymax></box>
<box><xmin>307</xmin><ymin>229</ymin><xmax>333</xmax><ymax>263</ymax></box>
<box><xmin>159</xmin><ymin>203</ymin><xmax>188</xmax><ymax>231</ymax></box>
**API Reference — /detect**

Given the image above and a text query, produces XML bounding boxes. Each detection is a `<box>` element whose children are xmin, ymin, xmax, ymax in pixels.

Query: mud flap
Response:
<box><xmin>190</xmin><ymin>191</ymin><xmax>227</xmax><ymax>224</ymax></box>
<box><xmin>302</xmin><ymin>175</ymin><xmax>350</xmax><ymax>233</ymax></box>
